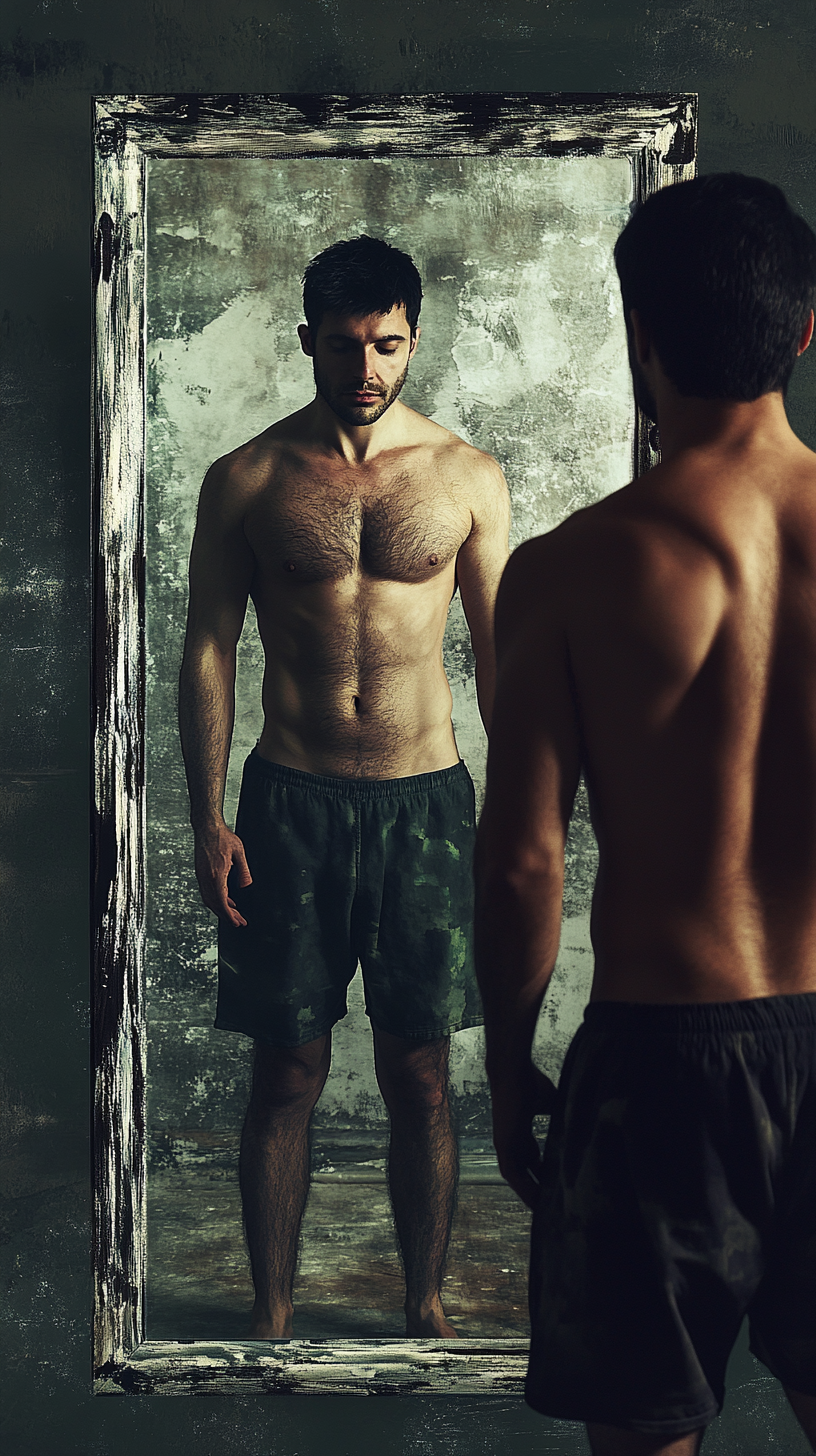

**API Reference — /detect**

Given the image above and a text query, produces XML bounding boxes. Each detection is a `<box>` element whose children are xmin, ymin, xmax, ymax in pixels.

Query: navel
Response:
<box><xmin>352</xmin><ymin>695</ymin><xmax>361</xmax><ymax>714</ymax></box>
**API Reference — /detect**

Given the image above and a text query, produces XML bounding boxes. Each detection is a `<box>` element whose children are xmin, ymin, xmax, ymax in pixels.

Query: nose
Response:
<box><xmin>360</xmin><ymin>346</ymin><xmax>378</xmax><ymax>380</ymax></box>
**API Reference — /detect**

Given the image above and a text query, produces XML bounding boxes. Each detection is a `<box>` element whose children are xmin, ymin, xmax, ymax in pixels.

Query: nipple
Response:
<box><xmin>285</xmin><ymin>561</ymin><xmax>296</xmax><ymax>572</ymax></box>
<box><xmin>428</xmin><ymin>554</ymin><xmax>438</xmax><ymax>567</ymax></box>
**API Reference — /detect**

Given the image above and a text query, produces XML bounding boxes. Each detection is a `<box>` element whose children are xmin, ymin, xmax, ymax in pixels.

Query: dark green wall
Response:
<box><xmin>1</xmin><ymin>3</ymin><xmax>814</xmax><ymax>1452</ymax></box>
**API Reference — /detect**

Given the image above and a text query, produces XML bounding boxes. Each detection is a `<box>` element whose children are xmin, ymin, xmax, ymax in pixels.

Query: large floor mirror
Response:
<box><xmin>92</xmin><ymin>92</ymin><xmax>696</xmax><ymax>1395</ymax></box>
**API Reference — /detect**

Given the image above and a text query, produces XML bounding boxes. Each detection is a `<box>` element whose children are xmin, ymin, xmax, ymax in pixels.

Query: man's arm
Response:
<box><xmin>178</xmin><ymin>458</ymin><xmax>255</xmax><ymax>927</ymax></box>
<box><xmin>474</xmin><ymin>534</ymin><xmax>582</xmax><ymax>1207</ymax></box>
<box><xmin>456</xmin><ymin>455</ymin><xmax>511</xmax><ymax>732</ymax></box>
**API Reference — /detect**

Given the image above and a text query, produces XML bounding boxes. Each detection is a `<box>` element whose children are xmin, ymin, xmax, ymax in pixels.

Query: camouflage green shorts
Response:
<box><xmin>216</xmin><ymin>751</ymin><xmax>481</xmax><ymax>1047</ymax></box>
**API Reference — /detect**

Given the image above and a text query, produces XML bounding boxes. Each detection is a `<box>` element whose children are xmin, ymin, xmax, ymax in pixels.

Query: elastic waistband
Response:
<box><xmin>243</xmin><ymin>748</ymin><xmax>472</xmax><ymax>800</ymax></box>
<box><xmin>583</xmin><ymin>992</ymin><xmax>816</xmax><ymax>1036</ymax></box>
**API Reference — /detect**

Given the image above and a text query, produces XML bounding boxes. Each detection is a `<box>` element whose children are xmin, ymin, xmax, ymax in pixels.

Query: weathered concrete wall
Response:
<box><xmin>144</xmin><ymin>155</ymin><xmax>632</xmax><ymax>1142</ymax></box>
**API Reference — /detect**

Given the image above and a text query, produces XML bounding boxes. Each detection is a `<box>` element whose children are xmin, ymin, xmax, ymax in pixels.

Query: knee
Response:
<box><xmin>375</xmin><ymin>1040</ymin><xmax>450</xmax><ymax>1119</ymax></box>
<box><xmin>249</xmin><ymin>1038</ymin><xmax>330</xmax><ymax>1116</ymax></box>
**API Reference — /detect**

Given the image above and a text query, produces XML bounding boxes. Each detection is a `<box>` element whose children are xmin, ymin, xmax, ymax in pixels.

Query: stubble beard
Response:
<box><xmin>314</xmin><ymin>360</ymin><xmax>410</xmax><ymax>427</ymax></box>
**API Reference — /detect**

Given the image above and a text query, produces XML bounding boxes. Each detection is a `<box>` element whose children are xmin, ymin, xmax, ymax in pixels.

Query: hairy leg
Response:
<box><xmin>586</xmin><ymin>1425</ymin><xmax>705</xmax><ymax>1456</ymax></box>
<box><xmin>785</xmin><ymin>1388</ymin><xmax>816</xmax><ymax>1451</ymax></box>
<box><xmin>239</xmin><ymin>1034</ymin><xmax>331</xmax><ymax>1338</ymax></box>
<box><xmin>373</xmin><ymin>1029</ymin><xmax>459</xmax><ymax>1338</ymax></box>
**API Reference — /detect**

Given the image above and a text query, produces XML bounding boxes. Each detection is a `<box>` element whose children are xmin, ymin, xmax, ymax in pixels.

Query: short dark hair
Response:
<box><xmin>614</xmin><ymin>173</ymin><xmax>816</xmax><ymax>399</ymax></box>
<box><xmin>302</xmin><ymin>235</ymin><xmax>423</xmax><ymax>336</ymax></box>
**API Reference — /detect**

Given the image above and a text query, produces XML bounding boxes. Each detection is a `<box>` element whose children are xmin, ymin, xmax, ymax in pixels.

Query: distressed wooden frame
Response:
<box><xmin>92</xmin><ymin>91</ymin><xmax>697</xmax><ymax>1397</ymax></box>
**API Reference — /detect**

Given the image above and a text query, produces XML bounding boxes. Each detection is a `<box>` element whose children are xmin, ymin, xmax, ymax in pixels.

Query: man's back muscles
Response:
<box><xmin>551</xmin><ymin>427</ymin><xmax>816</xmax><ymax>1003</ymax></box>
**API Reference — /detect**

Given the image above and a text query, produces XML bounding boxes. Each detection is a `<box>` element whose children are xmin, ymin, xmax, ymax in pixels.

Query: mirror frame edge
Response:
<box><xmin>91</xmin><ymin>90</ymin><xmax>697</xmax><ymax>1396</ymax></box>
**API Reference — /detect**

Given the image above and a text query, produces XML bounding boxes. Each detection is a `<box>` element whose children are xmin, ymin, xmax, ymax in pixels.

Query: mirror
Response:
<box><xmin>92</xmin><ymin>92</ymin><xmax>696</xmax><ymax>1394</ymax></box>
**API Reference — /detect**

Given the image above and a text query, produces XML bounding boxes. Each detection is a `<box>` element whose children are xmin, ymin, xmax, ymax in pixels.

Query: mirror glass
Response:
<box><xmin>144</xmin><ymin>153</ymin><xmax>634</xmax><ymax>1339</ymax></box>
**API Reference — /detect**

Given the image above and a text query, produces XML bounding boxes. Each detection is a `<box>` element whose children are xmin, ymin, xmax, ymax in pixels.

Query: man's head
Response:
<box><xmin>302</xmin><ymin>234</ymin><xmax>423</xmax><ymax>338</ymax></box>
<box><xmin>299</xmin><ymin>236</ymin><xmax>423</xmax><ymax>427</ymax></box>
<box><xmin>614</xmin><ymin>174</ymin><xmax>816</xmax><ymax>411</ymax></box>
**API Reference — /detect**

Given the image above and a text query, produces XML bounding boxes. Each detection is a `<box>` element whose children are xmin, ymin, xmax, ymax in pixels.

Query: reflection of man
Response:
<box><xmin>475</xmin><ymin>176</ymin><xmax>816</xmax><ymax>1454</ymax></box>
<box><xmin>179</xmin><ymin>235</ymin><xmax>510</xmax><ymax>1338</ymax></box>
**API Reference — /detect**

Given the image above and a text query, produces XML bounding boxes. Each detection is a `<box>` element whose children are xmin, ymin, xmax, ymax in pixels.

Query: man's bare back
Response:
<box><xmin>475</xmin><ymin>174</ymin><xmax>816</xmax><ymax>1455</ymax></box>
<box><xmin>511</xmin><ymin>395</ymin><xmax>816</xmax><ymax>1007</ymax></box>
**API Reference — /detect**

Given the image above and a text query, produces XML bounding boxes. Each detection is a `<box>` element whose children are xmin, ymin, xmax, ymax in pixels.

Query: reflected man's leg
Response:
<box><xmin>239</xmin><ymin>1034</ymin><xmax>331</xmax><ymax>1338</ymax></box>
<box><xmin>373</xmin><ymin>1027</ymin><xmax>459</xmax><ymax>1338</ymax></box>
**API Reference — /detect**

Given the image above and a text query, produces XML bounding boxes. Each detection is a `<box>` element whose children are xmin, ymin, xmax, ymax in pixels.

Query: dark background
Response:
<box><xmin>1</xmin><ymin>3</ymin><xmax>814</xmax><ymax>1453</ymax></box>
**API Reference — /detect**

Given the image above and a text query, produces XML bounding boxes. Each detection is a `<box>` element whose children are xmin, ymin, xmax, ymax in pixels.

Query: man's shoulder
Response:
<box><xmin>202</xmin><ymin>410</ymin><xmax>311</xmax><ymax>501</ymax></box>
<box><xmin>504</xmin><ymin>470</ymin><xmax>741</xmax><ymax>647</ymax></box>
<box><xmin>506</xmin><ymin>495</ymin><xmax>614</xmax><ymax>574</ymax></box>
<box><xmin>510</xmin><ymin>469</ymin><xmax>710</xmax><ymax>574</ymax></box>
<box><xmin>498</xmin><ymin>486</ymin><xmax>643</xmax><ymax>619</ymax></box>
<box><xmin>415</xmin><ymin>416</ymin><xmax>507</xmax><ymax>500</ymax></box>
<box><xmin>430</xmin><ymin>421</ymin><xmax>502</xmax><ymax>470</ymax></box>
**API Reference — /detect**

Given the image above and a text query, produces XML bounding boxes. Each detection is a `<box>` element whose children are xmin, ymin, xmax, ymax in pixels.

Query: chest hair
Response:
<box><xmin>250</xmin><ymin>476</ymin><xmax>468</xmax><ymax>585</ymax></box>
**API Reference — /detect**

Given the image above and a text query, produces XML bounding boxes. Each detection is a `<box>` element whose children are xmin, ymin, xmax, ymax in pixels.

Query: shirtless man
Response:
<box><xmin>474</xmin><ymin>175</ymin><xmax>816</xmax><ymax>1454</ymax></box>
<box><xmin>179</xmin><ymin>235</ymin><xmax>510</xmax><ymax>1339</ymax></box>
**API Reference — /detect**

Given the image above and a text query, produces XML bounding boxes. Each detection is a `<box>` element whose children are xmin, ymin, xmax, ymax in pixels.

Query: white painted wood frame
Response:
<box><xmin>92</xmin><ymin>91</ymin><xmax>697</xmax><ymax>1396</ymax></box>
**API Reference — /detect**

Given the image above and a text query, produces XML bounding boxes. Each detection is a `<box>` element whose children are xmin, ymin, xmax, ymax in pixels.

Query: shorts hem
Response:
<box><xmin>368</xmin><ymin>1013</ymin><xmax>484</xmax><ymax>1041</ymax></box>
<box><xmin>213</xmin><ymin>1015</ymin><xmax>340</xmax><ymax>1048</ymax></box>
<box><xmin>524</xmin><ymin>1390</ymin><xmax>718</xmax><ymax>1437</ymax></box>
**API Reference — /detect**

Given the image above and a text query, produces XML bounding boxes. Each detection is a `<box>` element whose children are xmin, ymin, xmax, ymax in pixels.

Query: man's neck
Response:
<box><xmin>652</xmin><ymin>383</ymin><xmax>794</xmax><ymax>465</ymax></box>
<box><xmin>305</xmin><ymin>395</ymin><xmax>413</xmax><ymax>464</ymax></box>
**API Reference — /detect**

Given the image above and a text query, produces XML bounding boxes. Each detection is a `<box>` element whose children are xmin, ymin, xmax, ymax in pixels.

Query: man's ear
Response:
<box><xmin>629</xmin><ymin>309</ymin><xmax>652</xmax><ymax>367</ymax></box>
<box><xmin>297</xmin><ymin>323</ymin><xmax>314</xmax><ymax>358</ymax></box>
<box><xmin>797</xmin><ymin>309</ymin><xmax>814</xmax><ymax>357</ymax></box>
<box><xmin>408</xmin><ymin>325</ymin><xmax>421</xmax><ymax>361</ymax></box>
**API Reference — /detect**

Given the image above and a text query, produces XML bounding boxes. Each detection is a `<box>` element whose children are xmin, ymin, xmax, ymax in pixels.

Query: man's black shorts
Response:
<box><xmin>526</xmin><ymin>993</ymin><xmax>816</xmax><ymax>1438</ymax></box>
<box><xmin>216</xmin><ymin>750</ymin><xmax>481</xmax><ymax>1047</ymax></box>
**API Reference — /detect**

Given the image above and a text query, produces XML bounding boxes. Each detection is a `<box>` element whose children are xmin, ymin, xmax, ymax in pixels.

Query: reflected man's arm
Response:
<box><xmin>474</xmin><ymin>535</ymin><xmax>582</xmax><ymax>1208</ymax></box>
<box><xmin>178</xmin><ymin>457</ymin><xmax>255</xmax><ymax>927</ymax></box>
<box><xmin>456</xmin><ymin>457</ymin><xmax>512</xmax><ymax>733</ymax></box>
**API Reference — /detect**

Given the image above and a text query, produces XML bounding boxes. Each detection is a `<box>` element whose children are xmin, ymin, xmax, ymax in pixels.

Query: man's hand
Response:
<box><xmin>490</xmin><ymin>1061</ymin><xmax>558</xmax><ymax>1209</ymax></box>
<box><xmin>193</xmin><ymin>822</ymin><xmax>252</xmax><ymax>927</ymax></box>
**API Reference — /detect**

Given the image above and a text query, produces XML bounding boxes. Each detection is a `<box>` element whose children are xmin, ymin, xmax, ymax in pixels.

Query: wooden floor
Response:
<box><xmin>147</xmin><ymin>1139</ymin><xmax>532</xmax><ymax>1341</ymax></box>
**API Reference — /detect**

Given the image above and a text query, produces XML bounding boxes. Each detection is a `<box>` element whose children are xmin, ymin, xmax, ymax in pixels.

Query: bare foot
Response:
<box><xmin>405</xmin><ymin>1299</ymin><xmax>460</xmax><ymax>1338</ymax></box>
<box><xmin>248</xmin><ymin>1302</ymin><xmax>293</xmax><ymax>1339</ymax></box>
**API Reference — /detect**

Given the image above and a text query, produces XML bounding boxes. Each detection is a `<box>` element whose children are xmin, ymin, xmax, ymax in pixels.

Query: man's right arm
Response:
<box><xmin>178</xmin><ymin>458</ymin><xmax>255</xmax><ymax>927</ymax></box>
<box><xmin>474</xmin><ymin>533</ymin><xmax>582</xmax><ymax>1206</ymax></box>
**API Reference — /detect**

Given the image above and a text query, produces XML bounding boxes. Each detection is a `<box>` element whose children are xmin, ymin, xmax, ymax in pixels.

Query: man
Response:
<box><xmin>475</xmin><ymin>175</ymin><xmax>816</xmax><ymax>1455</ymax></box>
<box><xmin>179</xmin><ymin>234</ymin><xmax>510</xmax><ymax>1339</ymax></box>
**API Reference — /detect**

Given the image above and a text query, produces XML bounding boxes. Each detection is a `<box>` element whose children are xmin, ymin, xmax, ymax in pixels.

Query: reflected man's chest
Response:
<box><xmin>246</xmin><ymin>481</ymin><xmax>471</xmax><ymax>584</ymax></box>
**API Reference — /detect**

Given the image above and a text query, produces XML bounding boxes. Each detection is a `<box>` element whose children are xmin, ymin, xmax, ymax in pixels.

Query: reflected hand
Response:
<box><xmin>193</xmin><ymin>822</ymin><xmax>252</xmax><ymax>927</ymax></box>
<box><xmin>490</xmin><ymin>1062</ymin><xmax>558</xmax><ymax>1209</ymax></box>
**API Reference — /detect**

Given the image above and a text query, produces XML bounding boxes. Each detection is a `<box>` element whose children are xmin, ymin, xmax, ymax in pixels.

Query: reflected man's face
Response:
<box><xmin>298</xmin><ymin>306</ymin><xmax>420</xmax><ymax>427</ymax></box>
